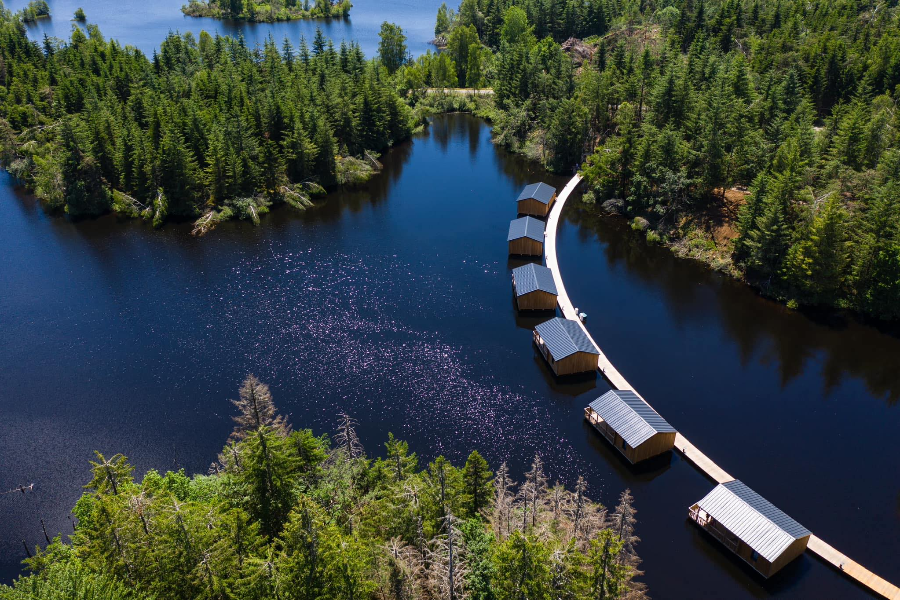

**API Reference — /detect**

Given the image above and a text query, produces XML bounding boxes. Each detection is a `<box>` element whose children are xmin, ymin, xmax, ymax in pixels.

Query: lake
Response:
<box><xmin>8</xmin><ymin>0</ymin><xmax>446</xmax><ymax>57</ymax></box>
<box><xmin>2</xmin><ymin>112</ymin><xmax>899</xmax><ymax>598</ymax></box>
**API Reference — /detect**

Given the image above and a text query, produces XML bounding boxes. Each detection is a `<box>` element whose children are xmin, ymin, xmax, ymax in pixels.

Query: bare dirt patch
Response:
<box><xmin>666</xmin><ymin>187</ymin><xmax>748</xmax><ymax>274</ymax></box>
<box><xmin>705</xmin><ymin>187</ymin><xmax>748</xmax><ymax>245</ymax></box>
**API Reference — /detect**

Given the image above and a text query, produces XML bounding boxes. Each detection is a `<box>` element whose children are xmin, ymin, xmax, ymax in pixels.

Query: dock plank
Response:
<box><xmin>545</xmin><ymin>173</ymin><xmax>900</xmax><ymax>599</ymax></box>
<box><xmin>808</xmin><ymin>536</ymin><xmax>900</xmax><ymax>599</ymax></box>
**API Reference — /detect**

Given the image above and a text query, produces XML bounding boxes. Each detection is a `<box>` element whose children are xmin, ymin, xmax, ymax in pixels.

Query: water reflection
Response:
<box><xmin>581</xmin><ymin>421</ymin><xmax>673</xmax><ymax>482</ymax></box>
<box><xmin>0</xmin><ymin>114</ymin><xmax>889</xmax><ymax>598</ymax></box>
<box><xmin>9</xmin><ymin>0</ymin><xmax>446</xmax><ymax>58</ymax></box>
<box><xmin>564</xmin><ymin>204</ymin><xmax>900</xmax><ymax>404</ymax></box>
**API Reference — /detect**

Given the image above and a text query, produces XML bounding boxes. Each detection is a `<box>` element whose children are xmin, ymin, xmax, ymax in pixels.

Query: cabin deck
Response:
<box><xmin>546</xmin><ymin>173</ymin><xmax>900</xmax><ymax>599</ymax></box>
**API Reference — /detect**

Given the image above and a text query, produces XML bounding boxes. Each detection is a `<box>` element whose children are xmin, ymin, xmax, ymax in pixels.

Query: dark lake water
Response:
<box><xmin>9</xmin><ymin>0</ymin><xmax>445</xmax><ymax>57</ymax></box>
<box><xmin>1</xmin><ymin>114</ymin><xmax>899</xmax><ymax>598</ymax></box>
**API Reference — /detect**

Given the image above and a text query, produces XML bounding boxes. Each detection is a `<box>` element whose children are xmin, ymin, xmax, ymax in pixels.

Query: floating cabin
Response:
<box><xmin>584</xmin><ymin>390</ymin><xmax>677</xmax><ymax>464</ymax></box>
<box><xmin>508</xmin><ymin>216</ymin><xmax>545</xmax><ymax>256</ymax></box>
<box><xmin>511</xmin><ymin>263</ymin><xmax>558</xmax><ymax>311</ymax></box>
<box><xmin>533</xmin><ymin>317</ymin><xmax>600</xmax><ymax>375</ymax></box>
<box><xmin>517</xmin><ymin>182</ymin><xmax>558</xmax><ymax>217</ymax></box>
<box><xmin>689</xmin><ymin>480</ymin><xmax>811</xmax><ymax>578</ymax></box>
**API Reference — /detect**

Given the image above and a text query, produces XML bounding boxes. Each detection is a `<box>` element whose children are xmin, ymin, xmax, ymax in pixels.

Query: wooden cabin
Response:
<box><xmin>512</xmin><ymin>263</ymin><xmax>558</xmax><ymax>311</ymax></box>
<box><xmin>533</xmin><ymin>317</ymin><xmax>599</xmax><ymax>375</ymax></box>
<box><xmin>517</xmin><ymin>182</ymin><xmax>558</xmax><ymax>217</ymax></box>
<box><xmin>584</xmin><ymin>390</ymin><xmax>676</xmax><ymax>464</ymax></box>
<box><xmin>689</xmin><ymin>480</ymin><xmax>811</xmax><ymax>578</ymax></box>
<box><xmin>508</xmin><ymin>216</ymin><xmax>545</xmax><ymax>256</ymax></box>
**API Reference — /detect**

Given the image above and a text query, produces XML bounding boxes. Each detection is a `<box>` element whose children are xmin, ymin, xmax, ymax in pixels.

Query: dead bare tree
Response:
<box><xmin>566</xmin><ymin>476</ymin><xmax>608</xmax><ymax>548</ymax></box>
<box><xmin>229</xmin><ymin>375</ymin><xmax>288</xmax><ymax>442</ymax></box>
<box><xmin>547</xmin><ymin>483</ymin><xmax>567</xmax><ymax>532</ymax></box>
<box><xmin>426</xmin><ymin>512</ymin><xmax>467</xmax><ymax>600</ymax></box>
<box><xmin>334</xmin><ymin>412</ymin><xmax>365</xmax><ymax>460</ymax></box>
<box><xmin>383</xmin><ymin>537</ymin><xmax>424</xmax><ymax>600</ymax></box>
<box><xmin>128</xmin><ymin>491</ymin><xmax>151</xmax><ymax>537</ymax></box>
<box><xmin>612</xmin><ymin>489</ymin><xmax>640</xmax><ymax>563</ymax></box>
<box><xmin>612</xmin><ymin>488</ymin><xmax>647</xmax><ymax>598</ymax></box>
<box><xmin>517</xmin><ymin>454</ymin><xmax>548</xmax><ymax>531</ymax></box>
<box><xmin>490</xmin><ymin>463</ymin><xmax>516</xmax><ymax>540</ymax></box>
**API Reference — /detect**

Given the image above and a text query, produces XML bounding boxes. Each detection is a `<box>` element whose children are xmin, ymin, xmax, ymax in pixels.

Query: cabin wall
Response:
<box><xmin>586</xmin><ymin>409</ymin><xmax>617</xmax><ymax>443</ymax></box>
<box><xmin>633</xmin><ymin>432</ymin><xmax>677</xmax><ymax>462</ymax></box>
<box><xmin>769</xmin><ymin>536</ymin><xmax>810</xmax><ymax>576</ymax></box>
<box><xmin>587</xmin><ymin>410</ymin><xmax>673</xmax><ymax>464</ymax></box>
<box><xmin>734</xmin><ymin>539</ymin><xmax>769</xmax><ymax>574</ymax></box>
<box><xmin>533</xmin><ymin>331</ymin><xmax>556</xmax><ymax>374</ymax></box>
<box><xmin>690</xmin><ymin>512</ymin><xmax>804</xmax><ymax>579</ymax></box>
<box><xmin>516</xmin><ymin>290</ymin><xmax>558</xmax><ymax>311</ymax></box>
<box><xmin>517</xmin><ymin>197</ymin><xmax>555</xmax><ymax>217</ymax></box>
<box><xmin>535</xmin><ymin>334</ymin><xmax>592</xmax><ymax>376</ymax></box>
<box><xmin>509</xmin><ymin>238</ymin><xmax>544</xmax><ymax>256</ymax></box>
<box><xmin>555</xmin><ymin>351</ymin><xmax>598</xmax><ymax>375</ymax></box>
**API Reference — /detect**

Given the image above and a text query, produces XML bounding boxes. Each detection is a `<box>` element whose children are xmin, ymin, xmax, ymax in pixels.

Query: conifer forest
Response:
<box><xmin>1</xmin><ymin>0</ymin><xmax>900</xmax><ymax>596</ymax></box>
<box><xmin>419</xmin><ymin>0</ymin><xmax>900</xmax><ymax>319</ymax></box>
<box><xmin>0</xmin><ymin>0</ymin><xmax>899</xmax><ymax>316</ymax></box>
<box><xmin>0</xmin><ymin>376</ymin><xmax>646</xmax><ymax>600</ymax></box>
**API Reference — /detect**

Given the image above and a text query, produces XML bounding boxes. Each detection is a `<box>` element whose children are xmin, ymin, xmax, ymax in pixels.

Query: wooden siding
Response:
<box><xmin>515</xmin><ymin>289</ymin><xmax>558</xmax><ymax>311</ymax></box>
<box><xmin>633</xmin><ymin>431</ymin><xmax>677</xmax><ymax>462</ymax></box>
<box><xmin>534</xmin><ymin>330</ymin><xmax>596</xmax><ymax>375</ymax></box>
<box><xmin>509</xmin><ymin>238</ymin><xmax>544</xmax><ymax>256</ymax></box>
<box><xmin>584</xmin><ymin>408</ymin><xmax>675</xmax><ymax>464</ymax></box>
<box><xmin>769</xmin><ymin>536</ymin><xmax>810</xmax><ymax>576</ymax></box>
<box><xmin>554</xmin><ymin>352</ymin><xmax>598</xmax><ymax>375</ymax></box>
<box><xmin>688</xmin><ymin>505</ymin><xmax>809</xmax><ymax>578</ymax></box>
<box><xmin>517</xmin><ymin>194</ymin><xmax>556</xmax><ymax>217</ymax></box>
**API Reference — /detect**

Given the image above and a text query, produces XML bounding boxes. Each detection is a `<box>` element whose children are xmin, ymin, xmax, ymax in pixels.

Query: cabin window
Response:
<box><xmin>621</xmin><ymin>439</ymin><xmax>627</xmax><ymax>450</ymax></box>
<box><xmin>751</xmin><ymin>551</ymin><xmax>759</xmax><ymax>562</ymax></box>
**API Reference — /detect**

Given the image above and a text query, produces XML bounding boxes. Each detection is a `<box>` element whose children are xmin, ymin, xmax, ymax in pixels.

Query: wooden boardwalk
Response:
<box><xmin>544</xmin><ymin>174</ymin><xmax>900</xmax><ymax>599</ymax></box>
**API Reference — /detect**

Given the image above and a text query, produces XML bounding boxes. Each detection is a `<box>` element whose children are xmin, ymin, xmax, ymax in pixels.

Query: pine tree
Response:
<box><xmin>58</xmin><ymin>118</ymin><xmax>111</xmax><ymax>216</ymax></box>
<box><xmin>384</xmin><ymin>433</ymin><xmax>418</xmax><ymax>482</ymax></box>
<box><xmin>461</xmin><ymin>450</ymin><xmax>492</xmax><ymax>519</ymax></box>
<box><xmin>588</xmin><ymin>530</ymin><xmax>629</xmax><ymax>600</ymax></box>
<box><xmin>86</xmin><ymin>452</ymin><xmax>133</xmax><ymax>496</ymax></box>
<box><xmin>378</xmin><ymin>22</ymin><xmax>408</xmax><ymax>74</ymax></box>
<box><xmin>435</xmin><ymin>3</ymin><xmax>453</xmax><ymax>36</ymax></box>
<box><xmin>492</xmin><ymin>532</ymin><xmax>552</xmax><ymax>599</ymax></box>
<box><xmin>784</xmin><ymin>194</ymin><xmax>849</xmax><ymax>301</ymax></box>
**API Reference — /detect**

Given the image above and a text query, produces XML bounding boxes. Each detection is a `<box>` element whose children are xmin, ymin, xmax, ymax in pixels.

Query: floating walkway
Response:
<box><xmin>544</xmin><ymin>174</ymin><xmax>900</xmax><ymax>599</ymax></box>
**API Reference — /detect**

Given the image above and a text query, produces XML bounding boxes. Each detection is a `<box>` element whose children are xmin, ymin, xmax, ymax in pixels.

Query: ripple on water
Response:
<box><xmin>173</xmin><ymin>245</ymin><xmax>593</xmax><ymax>480</ymax></box>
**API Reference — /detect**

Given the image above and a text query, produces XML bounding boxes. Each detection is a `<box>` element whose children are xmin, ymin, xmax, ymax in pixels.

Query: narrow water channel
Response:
<box><xmin>1</xmin><ymin>115</ymin><xmax>896</xmax><ymax>598</ymax></box>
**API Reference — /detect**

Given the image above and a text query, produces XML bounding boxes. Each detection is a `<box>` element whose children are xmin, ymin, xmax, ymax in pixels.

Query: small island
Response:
<box><xmin>21</xmin><ymin>0</ymin><xmax>50</xmax><ymax>22</ymax></box>
<box><xmin>182</xmin><ymin>0</ymin><xmax>351</xmax><ymax>22</ymax></box>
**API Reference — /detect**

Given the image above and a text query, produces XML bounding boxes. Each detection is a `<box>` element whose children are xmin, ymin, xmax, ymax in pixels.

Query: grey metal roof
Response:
<box><xmin>508</xmin><ymin>216</ymin><xmax>545</xmax><ymax>243</ymax></box>
<box><xmin>696</xmin><ymin>480</ymin><xmax>811</xmax><ymax>563</ymax></box>
<box><xmin>512</xmin><ymin>263</ymin><xmax>558</xmax><ymax>297</ymax></box>
<box><xmin>517</xmin><ymin>182</ymin><xmax>557</xmax><ymax>205</ymax></box>
<box><xmin>534</xmin><ymin>318</ymin><xmax>599</xmax><ymax>360</ymax></box>
<box><xmin>588</xmin><ymin>390</ymin><xmax>676</xmax><ymax>447</ymax></box>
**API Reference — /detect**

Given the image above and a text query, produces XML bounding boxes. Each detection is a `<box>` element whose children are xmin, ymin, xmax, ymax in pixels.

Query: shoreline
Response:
<box><xmin>546</xmin><ymin>173</ymin><xmax>900</xmax><ymax>600</ymax></box>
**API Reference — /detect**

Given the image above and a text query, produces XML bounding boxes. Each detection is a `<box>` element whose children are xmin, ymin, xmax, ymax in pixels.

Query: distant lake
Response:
<box><xmin>8</xmin><ymin>0</ymin><xmax>445</xmax><ymax>57</ymax></box>
<box><xmin>3</xmin><ymin>112</ymin><xmax>899</xmax><ymax>598</ymax></box>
